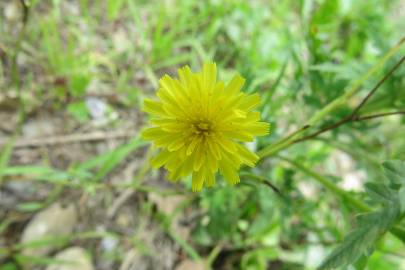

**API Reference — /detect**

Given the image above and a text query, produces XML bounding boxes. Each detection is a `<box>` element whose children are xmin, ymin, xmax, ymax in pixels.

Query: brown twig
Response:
<box><xmin>0</xmin><ymin>130</ymin><xmax>136</xmax><ymax>148</ymax></box>
<box><xmin>274</xmin><ymin>125</ymin><xmax>311</xmax><ymax>146</ymax></box>
<box><xmin>353</xmin><ymin>111</ymin><xmax>405</xmax><ymax>121</ymax></box>
<box><xmin>292</xmin><ymin>56</ymin><xmax>405</xmax><ymax>144</ymax></box>
<box><xmin>349</xmin><ymin>56</ymin><xmax>405</xmax><ymax>118</ymax></box>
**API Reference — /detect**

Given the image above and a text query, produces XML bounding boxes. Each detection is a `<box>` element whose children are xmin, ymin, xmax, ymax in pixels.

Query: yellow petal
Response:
<box><xmin>206</xmin><ymin>153</ymin><xmax>219</xmax><ymax>172</ymax></box>
<box><xmin>223</xmin><ymin>130</ymin><xmax>254</xmax><ymax>142</ymax></box>
<box><xmin>151</xmin><ymin>119</ymin><xmax>190</xmax><ymax>133</ymax></box>
<box><xmin>165</xmin><ymin>154</ymin><xmax>180</xmax><ymax>170</ymax></box>
<box><xmin>168</xmin><ymin>166</ymin><xmax>182</xmax><ymax>182</ymax></box>
<box><xmin>168</xmin><ymin>137</ymin><xmax>186</xmax><ymax>152</ymax></box>
<box><xmin>151</xmin><ymin>150</ymin><xmax>171</xmax><ymax>168</ymax></box>
<box><xmin>205</xmin><ymin>171</ymin><xmax>216</xmax><ymax>187</ymax></box>
<box><xmin>143</xmin><ymin>99</ymin><xmax>165</xmax><ymax>116</ymax></box>
<box><xmin>159</xmin><ymin>75</ymin><xmax>176</xmax><ymax>96</ymax></box>
<box><xmin>239</xmin><ymin>93</ymin><xmax>261</xmax><ymax>111</ymax></box>
<box><xmin>186</xmin><ymin>136</ymin><xmax>201</xmax><ymax>156</ymax></box>
<box><xmin>202</xmin><ymin>62</ymin><xmax>217</xmax><ymax>91</ymax></box>
<box><xmin>192</xmin><ymin>170</ymin><xmax>204</xmax><ymax>191</ymax></box>
<box><xmin>180</xmin><ymin>154</ymin><xmax>195</xmax><ymax>177</ymax></box>
<box><xmin>207</xmin><ymin>139</ymin><xmax>221</xmax><ymax>160</ymax></box>
<box><xmin>235</xmin><ymin>144</ymin><xmax>259</xmax><ymax>167</ymax></box>
<box><xmin>225</xmin><ymin>74</ymin><xmax>245</xmax><ymax>96</ymax></box>
<box><xmin>155</xmin><ymin>133</ymin><xmax>181</xmax><ymax>147</ymax></box>
<box><xmin>245</xmin><ymin>122</ymin><xmax>270</xmax><ymax>136</ymax></box>
<box><xmin>193</xmin><ymin>144</ymin><xmax>206</xmax><ymax>171</ymax></box>
<box><xmin>219</xmin><ymin>157</ymin><xmax>240</xmax><ymax>185</ymax></box>
<box><xmin>178</xmin><ymin>66</ymin><xmax>193</xmax><ymax>87</ymax></box>
<box><xmin>141</xmin><ymin>127</ymin><xmax>164</xmax><ymax>140</ymax></box>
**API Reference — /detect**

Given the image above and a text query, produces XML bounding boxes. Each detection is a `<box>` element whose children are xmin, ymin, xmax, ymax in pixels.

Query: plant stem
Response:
<box><xmin>241</xmin><ymin>172</ymin><xmax>283</xmax><ymax>197</ymax></box>
<box><xmin>353</xmin><ymin>111</ymin><xmax>405</xmax><ymax>121</ymax></box>
<box><xmin>280</xmin><ymin>157</ymin><xmax>370</xmax><ymax>211</ymax></box>
<box><xmin>349</xmin><ymin>56</ymin><xmax>405</xmax><ymax>118</ymax></box>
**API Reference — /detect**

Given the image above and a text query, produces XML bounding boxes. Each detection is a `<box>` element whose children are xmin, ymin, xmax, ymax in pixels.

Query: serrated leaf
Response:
<box><xmin>318</xmin><ymin>225</ymin><xmax>378</xmax><ymax>270</ymax></box>
<box><xmin>353</xmin><ymin>255</ymin><xmax>368</xmax><ymax>270</ymax></box>
<box><xmin>383</xmin><ymin>160</ymin><xmax>405</xmax><ymax>186</ymax></box>
<box><xmin>318</xmin><ymin>204</ymin><xmax>400</xmax><ymax>270</ymax></box>
<box><xmin>365</xmin><ymin>182</ymin><xmax>396</xmax><ymax>204</ymax></box>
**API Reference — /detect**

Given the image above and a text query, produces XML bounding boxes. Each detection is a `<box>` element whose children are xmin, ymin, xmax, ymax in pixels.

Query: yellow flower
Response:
<box><xmin>142</xmin><ymin>63</ymin><xmax>270</xmax><ymax>191</ymax></box>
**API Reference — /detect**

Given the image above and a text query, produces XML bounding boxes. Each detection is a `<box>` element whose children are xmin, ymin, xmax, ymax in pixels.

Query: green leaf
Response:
<box><xmin>16</xmin><ymin>202</ymin><xmax>45</xmax><ymax>212</ymax></box>
<box><xmin>67</xmin><ymin>101</ymin><xmax>89</xmax><ymax>122</ymax></box>
<box><xmin>15</xmin><ymin>254</ymin><xmax>70</xmax><ymax>266</ymax></box>
<box><xmin>318</xmin><ymin>161</ymin><xmax>405</xmax><ymax>270</ymax></box>
<box><xmin>318</xmin><ymin>225</ymin><xmax>378</xmax><ymax>270</ymax></box>
<box><xmin>0</xmin><ymin>263</ymin><xmax>18</xmax><ymax>270</ymax></box>
<box><xmin>0</xmin><ymin>137</ymin><xmax>15</xmax><ymax>185</ymax></box>
<box><xmin>353</xmin><ymin>255</ymin><xmax>368</xmax><ymax>270</ymax></box>
<box><xmin>382</xmin><ymin>160</ymin><xmax>405</xmax><ymax>186</ymax></box>
<box><xmin>93</xmin><ymin>136</ymin><xmax>146</xmax><ymax>181</ymax></box>
<box><xmin>70</xmin><ymin>74</ymin><xmax>90</xmax><ymax>97</ymax></box>
<box><xmin>365</xmin><ymin>182</ymin><xmax>396</xmax><ymax>204</ymax></box>
<box><xmin>107</xmin><ymin>0</ymin><xmax>126</xmax><ymax>20</ymax></box>
<box><xmin>318</xmin><ymin>206</ymin><xmax>400</xmax><ymax>270</ymax></box>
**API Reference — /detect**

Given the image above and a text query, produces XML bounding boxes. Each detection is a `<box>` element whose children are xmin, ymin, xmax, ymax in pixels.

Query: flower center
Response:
<box><xmin>192</xmin><ymin>121</ymin><xmax>212</xmax><ymax>136</ymax></box>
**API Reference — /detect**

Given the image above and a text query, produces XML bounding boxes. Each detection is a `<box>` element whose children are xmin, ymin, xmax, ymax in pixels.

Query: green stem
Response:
<box><xmin>281</xmin><ymin>157</ymin><xmax>370</xmax><ymax>211</ymax></box>
<box><xmin>240</xmin><ymin>172</ymin><xmax>282</xmax><ymax>197</ymax></box>
<box><xmin>206</xmin><ymin>245</ymin><xmax>222</xmax><ymax>269</ymax></box>
<box><xmin>258</xmin><ymin>136</ymin><xmax>296</xmax><ymax>159</ymax></box>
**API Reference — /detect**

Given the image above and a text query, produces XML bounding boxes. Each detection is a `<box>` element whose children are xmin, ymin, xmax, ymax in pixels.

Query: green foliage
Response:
<box><xmin>67</xmin><ymin>101</ymin><xmax>89</xmax><ymax>122</ymax></box>
<box><xmin>0</xmin><ymin>263</ymin><xmax>17</xmax><ymax>270</ymax></box>
<box><xmin>318</xmin><ymin>160</ymin><xmax>405</xmax><ymax>269</ymax></box>
<box><xmin>0</xmin><ymin>137</ymin><xmax>15</xmax><ymax>184</ymax></box>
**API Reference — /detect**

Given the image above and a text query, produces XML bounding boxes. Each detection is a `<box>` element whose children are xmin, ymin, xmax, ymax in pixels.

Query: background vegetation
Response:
<box><xmin>0</xmin><ymin>0</ymin><xmax>404</xmax><ymax>269</ymax></box>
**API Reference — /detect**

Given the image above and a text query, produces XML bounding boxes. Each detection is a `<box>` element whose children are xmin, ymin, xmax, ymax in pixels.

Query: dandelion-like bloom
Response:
<box><xmin>142</xmin><ymin>63</ymin><xmax>270</xmax><ymax>191</ymax></box>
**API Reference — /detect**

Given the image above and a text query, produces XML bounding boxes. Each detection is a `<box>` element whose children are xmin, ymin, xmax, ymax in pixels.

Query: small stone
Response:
<box><xmin>113</xmin><ymin>29</ymin><xmax>131</xmax><ymax>53</ymax></box>
<box><xmin>119</xmin><ymin>249</ymin><xmax>148</xmax><ymax>270</ymax></box>
<box><xmin>46</xmin><ymin>247</ymin><xmax>93</xmax><ymax>270</ymax></box>
<box><xmin>22</xmin><ymin>117</ymin><xmax>57</xmax><ymax>137</ymax></box>
<box><xmin>148</xmin><ymin>193</ymin><xmax>185</xmax><ymax>216</ymax></box>
<box><xmin>21</xmin><ymin>203</ymin><xmax>77</xmax><ymax>257</ymax></box>
<box><xmin>176</xmin><ymin>260</ymin><xmax>205</xmax><ymax>270</ymax></box>
<box><xmin>85</xmin><ymin>97</ymin><xmax>108</xmax><ymax>120</ymax></box>
<box><xmin>148</xmin><ymin>193</ymin><xmax>191</xmax><ymax>239</ymax></box>
<box><xmin>101</xmin><ymin>236</ymin><xmax>118</xmax><ymax>252</ymax></box>
<box><xmin>4</xmin><ymin>2</ymin><xmax>19</xmax><ymax>21</ymax></box>
<box><xmin>85</xmin><ymin>97</ymin><xmax>118</xmax><ymax>126</ymax></box>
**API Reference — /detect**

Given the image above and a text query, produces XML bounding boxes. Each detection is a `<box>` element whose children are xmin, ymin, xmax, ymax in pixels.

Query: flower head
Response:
<box><xmin>142</xmin><ymin>63</ymin><xmax>270</xmax><ymax>191</ymax></box>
